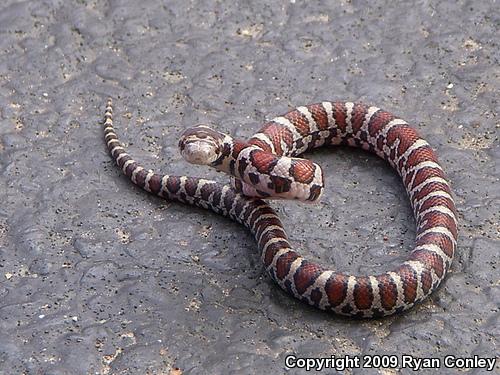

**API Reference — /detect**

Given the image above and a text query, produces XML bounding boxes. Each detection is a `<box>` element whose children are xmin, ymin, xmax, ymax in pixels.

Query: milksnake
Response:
<box><xmin>103</xmin><ymin>98</ymin><xmax>458</xmax><ymax>317</ymax></box>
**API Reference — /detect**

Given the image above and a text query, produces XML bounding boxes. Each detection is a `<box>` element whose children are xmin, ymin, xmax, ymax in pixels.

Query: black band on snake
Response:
<box><xmin>103</xmin><ymin>98</ymin><xmax>457</xmax><ymax>318</ymax></box>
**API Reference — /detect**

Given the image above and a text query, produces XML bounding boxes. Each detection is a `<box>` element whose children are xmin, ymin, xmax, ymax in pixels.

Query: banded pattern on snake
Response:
<box><xmin>103</xmin><ymin>98</ymin><xmax>457</xmax><ymax>317</ymax></box>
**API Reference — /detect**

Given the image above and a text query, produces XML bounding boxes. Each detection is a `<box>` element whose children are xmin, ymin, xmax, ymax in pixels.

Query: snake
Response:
<box><xmin>102</xmin><ymin>98</ymin><xmax>458</xmax><ymax>318</ymax></box>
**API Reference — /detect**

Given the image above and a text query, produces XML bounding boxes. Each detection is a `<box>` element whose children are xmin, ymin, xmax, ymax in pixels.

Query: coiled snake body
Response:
<box><xmin>103</xmin><ymin>99</ymin><xmax>457</xmax><ymax>317</ymax></box>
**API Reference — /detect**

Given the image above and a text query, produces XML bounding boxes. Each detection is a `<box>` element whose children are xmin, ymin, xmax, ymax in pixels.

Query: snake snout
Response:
<box><xmin>181</xmin><ymin>140</ymin><xmax>219</xmax><ymax>165</ymax></box>
<box><xmin>179</xmin><ymin>125</ymin><xmax>223</xmax><ymax>165</ymax></box>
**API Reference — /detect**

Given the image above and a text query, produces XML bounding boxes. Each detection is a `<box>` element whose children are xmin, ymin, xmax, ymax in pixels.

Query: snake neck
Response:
<box><xmin>211</xmin><ymin>136</ymin><xmax>247</xmax><ymax>174</ymax></box>
<box><xmin>210</xmin><ymin>135</ymin><xmax>324</xmax><ymax>201</ymax></box>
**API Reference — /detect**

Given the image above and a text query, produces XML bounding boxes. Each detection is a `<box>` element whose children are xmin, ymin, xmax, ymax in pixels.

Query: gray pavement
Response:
<box><xmin>0</xmin><ymin>0</ymin><xmax>498</xmax><ymax>374</ymax></box>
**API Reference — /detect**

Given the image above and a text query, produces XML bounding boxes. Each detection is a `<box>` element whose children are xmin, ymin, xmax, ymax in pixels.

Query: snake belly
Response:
<box><xmin>103</xmin><ymin>99</ymin><xmax>458</xmax><ymax>318</ymax></box>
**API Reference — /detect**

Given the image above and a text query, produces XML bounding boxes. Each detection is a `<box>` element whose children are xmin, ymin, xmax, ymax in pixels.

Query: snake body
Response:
<box><xmin>103</xmin><ymin>98</ymin><xmax>457</xmax><ymax>317</ymax></box>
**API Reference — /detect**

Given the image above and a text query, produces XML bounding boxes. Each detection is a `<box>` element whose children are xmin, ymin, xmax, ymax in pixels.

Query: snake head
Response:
<box><xmin>178</xmin><ymin>125</ymin><xmax>226</xmax><ymax>165</ymax></box>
